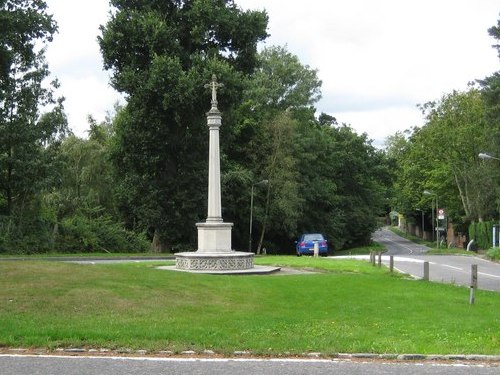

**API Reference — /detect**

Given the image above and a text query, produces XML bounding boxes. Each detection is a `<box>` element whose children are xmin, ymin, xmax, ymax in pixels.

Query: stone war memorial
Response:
<box><xmin>174</xmin><ymin>75</ymin><xmax>279</xmax><ymax>275</ymax></box>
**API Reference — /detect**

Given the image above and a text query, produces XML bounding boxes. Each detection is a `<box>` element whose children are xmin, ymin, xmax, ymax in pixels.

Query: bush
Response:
<box><xmin>486</xmin><ymin>247</ymin><xmax>500</xmax><ymax>261</ymax></box>
<box><xmin>0</xmin><ymin>214</ymin><xmax>55</xmax><ymax>254</ymax></box>
<box><xmin>56</xmin><ymin>215</ymin><xmax>150</xmax><ymax>253</ymax></box>
<box><xmin>468</xmin><ymin>221</ymin><xmax>494</xmax><ymax>250</ymax></box>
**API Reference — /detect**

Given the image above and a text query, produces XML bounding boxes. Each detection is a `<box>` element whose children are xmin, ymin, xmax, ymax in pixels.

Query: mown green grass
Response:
<box><xmin>0</xmin><ymin>257</ymin><xmax>498</xmax><ymax>355</ymax></box>
<box><xmin>332</xmin><ymin>243</ymin><xmax>385</xmax><ymax>256</ymax></box>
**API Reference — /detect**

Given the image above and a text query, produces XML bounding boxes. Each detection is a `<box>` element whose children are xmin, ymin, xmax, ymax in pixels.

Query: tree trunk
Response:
<box><xmin>256</xmin><ymin>184</ymin><xmax>271</xmax><ymax>255</ymax></box>
<box><xmin>454</xmin><ymin>170</ymin><xmax>471</xmax><ymax>218</ymax></box>
<box><xmin>50</xmin><ymin>223</ymin><xmax>59</xmax><ymax>250</ymax></box>
<box><xmin>151</xmin><ymin>228</ymin><xmax>168</xmax><ymax>253</ymax></box>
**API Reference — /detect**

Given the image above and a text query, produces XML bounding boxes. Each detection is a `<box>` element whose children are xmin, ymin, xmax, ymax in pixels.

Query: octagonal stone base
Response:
<box><xmin>175</xmin><ymin>251</ymin><xmax>254</xmax><ymax>271</ymax></box>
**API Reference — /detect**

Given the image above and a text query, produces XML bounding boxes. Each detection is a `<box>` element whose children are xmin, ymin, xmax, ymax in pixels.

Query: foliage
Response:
<box><xmin>392</xmin><ymin>88</ymin><xmax>494</xmax><ymax>223</ymax></box>
<box><xmin>242</xmin><ymin>45</ymin><xmax>322</xmax><ymax>116</ymax></box>
<box><xmin>486</xmin><ymin>247</ymin><xmax>500</xmax><ymax>261</ymax></box>
<box><xmin>0</xmin><ymin>197</ymin><xmax>55</xmax><ymax>253</ymax></box>
<box><xmin>468</xmin><ymin>221</ymin><xmax>494</xmax><ymax>250</ymax></box>
<box><xmin>225</xmin><ymin>44</ymin><xmax>391</xmax><ymax>252</ymax></box>
<box><xmin>0</xmin><ymin>1</ymin><xmax>456</xmax><ymax>254</ymax></box>
<box><xmin>0</xmin><ymin>0</ymin><xmax>67</xmax><ymax>216</ymax></box>
<box><xmin>57</xmin><ymin>214</ymin><xmax>149</xmax><ymax>253</ymax></box>
<box><xmin>296</xmin><ymin>123</ymin><xmax>389</xmax><ymax>250</ymax></box>
<box><xmin>99</xmin><ymin>0</ymin><xmax>268</xmax><ymax>250</ymax></box>
<box><xmin>0</xmin><ymin>0</ymin><xmax>71</xmax><ymax>253</ymax></box>
<box><xmin>488</xmin><ymin>17</ymin><xmax>500</xmax><ymax>59</ymax></box>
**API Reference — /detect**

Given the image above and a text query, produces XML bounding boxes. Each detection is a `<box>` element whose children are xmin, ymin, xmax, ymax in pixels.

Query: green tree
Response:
<box><xmin>296</xmin><ymin>123</ymin><xmax>388</xmax><ymax>249</ymax></box>
<box><xmin>99</xmin><ymin>0</ymin><xmax>268</xmax><ymax>251</ymax></box>
<box><xmin>254</xmin><ymin>112</ymin><xmax>302</xmax><ymax>254</ymax></box>
<box><xmin>0</xmin><ymin>0</ymin><xmax>67</xmax><ymax>253</ymax></box>
<box><xmin>393</xmin><ymin>89</ymin><xmax>493</xmax><ymax>223</ymax></box>
<box><xmin>243</xmin><ymin>45</ymin><xmax>322</xmax><ymax>116</ymax></box>
<box><xmin>52</xmin><ymin>116</ymin><xmax>115</xmax><ymax>219</ymax></box>
<box><xmin>477</xmin><ymin>16</ymin><xmax>500</xmax><ymax>214</ymax></box>
<box><xmin>223</xmin><ymin>46</ymin><xmax>322</xmax><ymax>252</ymax></box>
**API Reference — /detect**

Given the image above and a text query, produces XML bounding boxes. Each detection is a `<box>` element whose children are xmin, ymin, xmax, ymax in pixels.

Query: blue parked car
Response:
<box><xmin>295</xmin><ymin>233</ymin><xmax>329</xmax><ymax>256</ymax></box>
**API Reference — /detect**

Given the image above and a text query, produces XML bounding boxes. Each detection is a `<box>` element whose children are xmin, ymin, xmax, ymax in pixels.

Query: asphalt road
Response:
<box><xmin>1</xmin><ymin>355</ymin><xmax>499</xmax><ymax>375</ymax></box>
<box><xmin>371</xmin><ymin>228</ymin><xmax>500</xmax><ymax>291</ymax></box>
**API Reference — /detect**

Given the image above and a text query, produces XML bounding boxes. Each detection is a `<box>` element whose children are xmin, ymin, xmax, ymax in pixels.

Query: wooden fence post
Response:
<box><xmin>470</xmin><ymin>264</ymin><xmax>478</xmax><ymax>305</ymax></box>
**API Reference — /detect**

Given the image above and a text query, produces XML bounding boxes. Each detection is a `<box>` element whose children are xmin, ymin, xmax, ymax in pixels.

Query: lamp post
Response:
<box><xmin>249</xmin><ymin>179</ymin><xmax>268</xmax><ymax>253</ymax></box>
<box><xmin>423</xmin><ymin>190</ymin><xmax>439</xmax><ymax>248</ymax></box>
<box><xmin>479</xmin><ymin>152</ymin><xmax>500</xmax><ymax>161</ymax></box>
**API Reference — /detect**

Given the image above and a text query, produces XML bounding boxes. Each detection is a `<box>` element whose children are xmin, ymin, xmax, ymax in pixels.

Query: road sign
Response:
<box><xmin>438</xmin><ymin>208</ymin><xmax>445</xmax><ymax>220</ymax></box>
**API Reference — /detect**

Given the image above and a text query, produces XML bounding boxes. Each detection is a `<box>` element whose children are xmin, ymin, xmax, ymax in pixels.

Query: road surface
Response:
<box><xmin>0</xmin><ymin>355</ymin><xmax>498</xmax><ymax>375</ymax></box>
<box><xmin>371</xmin><ymin>228</ymin><xmax>500</xmax><ymax>292</ymax></box>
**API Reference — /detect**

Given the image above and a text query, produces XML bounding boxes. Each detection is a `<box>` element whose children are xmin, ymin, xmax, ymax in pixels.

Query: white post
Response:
<box><xmin>493</xmin><ymin>225</ymin><xmax>497</xmax><ymax>248</ymax></box>
<box><xmin>313</xmin><ymin>241</ymin><xmax>319</xmax><ymax>257</ymax></box>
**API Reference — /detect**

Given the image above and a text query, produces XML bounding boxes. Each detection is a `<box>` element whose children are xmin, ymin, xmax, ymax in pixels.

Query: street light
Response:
<box><xmin>423</xmin><ymin>190</ymin><xmax>439</xmax><ymax>248</ymax></box>
<box><xmin>479</xmin><ymin>152</ymin><xmax>500</xmax><ymax>161</ymax></box>
<box><xmin>249</xmin><ymin>179</ymin><xmax>268</xmax><ymax>253</ymax></box>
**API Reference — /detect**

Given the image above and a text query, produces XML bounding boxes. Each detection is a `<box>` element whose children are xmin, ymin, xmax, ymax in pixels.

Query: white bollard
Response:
<box><xmin>313</xmin><ymin>241</ymin><xmax>319</xmax><ymax>258</ymax></box>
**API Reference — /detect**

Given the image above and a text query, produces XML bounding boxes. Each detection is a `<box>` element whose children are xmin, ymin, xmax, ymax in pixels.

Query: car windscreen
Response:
<box><xmin>303</xmin><ymin>234</ymin><xmax>323</xmax><ymax>241</ymax></box>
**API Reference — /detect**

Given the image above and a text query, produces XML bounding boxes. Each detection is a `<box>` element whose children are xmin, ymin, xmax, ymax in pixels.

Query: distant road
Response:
<box><xmin>372</xmin><ymin>228</ymin><xmax>431</xmax><ymax>255</ymax></box>
<box><xmin>1</xmin><ymin>355</ymin><xmax>499</xmax><ymax>375</ymax></box>
<box><xmin>370</xmin><ymin>228</ymin><xmax>500</xmax><ymax>292</ymax></box>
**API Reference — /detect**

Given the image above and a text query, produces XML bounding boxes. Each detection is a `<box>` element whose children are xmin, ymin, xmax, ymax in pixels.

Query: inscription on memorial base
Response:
<box><xmin>175</xmin><ymin>252</ymin><xmax>254</xmax><ymax>271</ymax></box>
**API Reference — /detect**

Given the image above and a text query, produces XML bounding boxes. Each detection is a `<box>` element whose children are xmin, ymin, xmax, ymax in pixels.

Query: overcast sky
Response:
<box><xmin>44</xmin><ymin>0</ymin><xmax>499</xmax><ymax>147</ymax></box>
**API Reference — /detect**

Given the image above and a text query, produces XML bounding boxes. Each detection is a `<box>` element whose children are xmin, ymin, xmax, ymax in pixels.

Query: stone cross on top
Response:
<box><xmin>204</xmin><ymin>74</ymin><xmax>224</xmax><ymax>109</ymax></box>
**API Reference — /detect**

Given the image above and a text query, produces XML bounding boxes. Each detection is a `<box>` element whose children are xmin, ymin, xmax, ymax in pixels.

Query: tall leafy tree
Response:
<box><xmin>0</xmin><ymin>0</ymin><xmax>67</xmax><ymax>252</ymax></box>
<box><xmin>477</xmin><ymin>16</ymin><xmax>500</xmax><ymax>214</ymax></box>
<box><xmin>99</xmin><ymin>0</ymin><xmax>268</xmax><ymax>251</ymax></box>
<box><xmin>394</xmin><ymin>89</ymin><xmax>493</xmax><ymax>222</ymax></box>
<box><xmin>222</xmin><ymin>46</ymin><xmax>322</xmax><ymax>252</ymax></box>
<box><xmin>295</xmin><ymin>122</ymin><xmax>388</xmax><ymax>250</ymax></box>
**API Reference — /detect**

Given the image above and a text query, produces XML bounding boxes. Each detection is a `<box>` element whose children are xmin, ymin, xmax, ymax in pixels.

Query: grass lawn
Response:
<box><xmin>0</xmin><ymin>256</ymin><xmax>499</xmax><ymax>356</ymax></box>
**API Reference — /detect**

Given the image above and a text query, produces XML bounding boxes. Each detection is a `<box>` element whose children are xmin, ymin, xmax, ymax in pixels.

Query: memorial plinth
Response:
<box><xmin>175</xmin><ymin>75</ymin><xmax>254</xmax><ymax>272</ymax></box>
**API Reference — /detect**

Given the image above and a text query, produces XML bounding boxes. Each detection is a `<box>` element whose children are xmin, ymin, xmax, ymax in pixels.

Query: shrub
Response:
<box><xmin>56</xmin><ymin>215</ymin><xmax>150</xmax><ymax>253</ymax></box>
<box><xmin>486</xmin><ymin>247</ymin><xmax>500</xmax><ymax>261</ymax></box>
<box><xmin>468</xmin><ymin>221</ymin><xmax>494</xmax><ymax>250</ymax></box>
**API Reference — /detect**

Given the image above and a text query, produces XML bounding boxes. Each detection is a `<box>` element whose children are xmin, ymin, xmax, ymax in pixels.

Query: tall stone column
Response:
<box><xmin>206</xmin><ymin>93</ymin><xmax>222</xmax><ymax>223</ymax></box>
<box><xmin>175</xmin><ymin>75</ymin><xmax>254</xmax><ymax>271</ymax></box>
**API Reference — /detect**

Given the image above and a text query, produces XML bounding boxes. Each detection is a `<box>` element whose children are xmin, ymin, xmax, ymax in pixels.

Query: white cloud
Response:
<box><xmin>239</xmin><ymin>0</ymin><xmax>499</xmax><ymax>144</ymax></box>
<box><xmin>45</xmin><ymin>0</ymin><xmax>122</xmax><ymax>136</ymax></box>
<box><xmin>43</xmin><ymin>0</ymin><xmax>500</xmax><ymax>144</ymax></box>
<box><xmin>337</xmin><ymin>106</ymin><xmax>424</xmax><ymax>147</ymax></box>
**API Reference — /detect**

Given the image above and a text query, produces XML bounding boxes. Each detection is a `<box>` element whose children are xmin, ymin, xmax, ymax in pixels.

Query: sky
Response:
<box><xmin>44</xmin><ymin>0</ymin><xmax>500</xmax><ymax>147</ymax></box>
